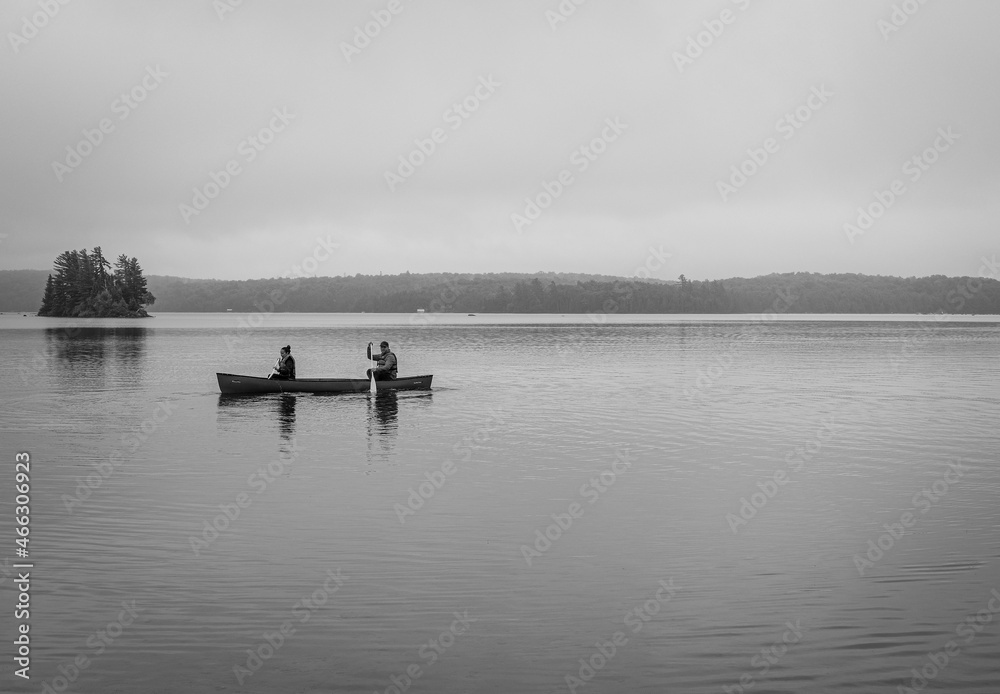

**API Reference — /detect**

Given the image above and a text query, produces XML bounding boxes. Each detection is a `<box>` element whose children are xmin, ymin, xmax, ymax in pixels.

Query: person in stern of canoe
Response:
<box><xmin>270</xmin><ymin>345</ymin><xmax>296</xmax><ymax>380</ymax></box>
<box><xmin>367</xmin><ymin>340</ymin><xmax>397</xmax><ymax>381</ymax></box>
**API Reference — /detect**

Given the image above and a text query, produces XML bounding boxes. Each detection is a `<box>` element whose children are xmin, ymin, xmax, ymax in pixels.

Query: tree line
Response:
<box><xmin>6</xmin><ymin>266</ymin><xmax>997</xmax><ymax>315</ymax></box>
<box><xmin>38</xmin><ymin>248</ymin><xmax>155</xmax><ymax>317</ymax></box>
<box><xmin>143</xmin><ymin>271</ymin><xmax>1000</xmax><ymax>314</ymax></box>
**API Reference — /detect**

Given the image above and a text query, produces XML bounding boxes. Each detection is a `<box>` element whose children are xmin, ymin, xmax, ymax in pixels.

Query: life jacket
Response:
<box><xmin>379</xmin><ymin>350</ymin><xmax>397</xmax><ymax>377</ymax></box>
<box><xmin>279</xmin><ymin>354</ymin><xmax>296</xmax><ymax>379</ymax></box>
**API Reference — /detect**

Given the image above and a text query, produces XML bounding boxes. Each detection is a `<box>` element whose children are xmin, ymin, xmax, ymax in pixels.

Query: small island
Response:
<box><xmin>37</xmin><ymin>247</ymin><xmax>155</xmax><ymax>317</ymax></box>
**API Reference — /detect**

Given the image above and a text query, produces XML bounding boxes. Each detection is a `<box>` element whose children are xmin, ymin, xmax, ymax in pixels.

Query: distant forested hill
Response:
<box><xmin>143</xmin><ymin>272</ymin><xmax>675</xmax><ymax>313</ymax></box>
<box><xmin>2</xmin><ymin>269</ymin><xmax>998</xmax><ymax>314</ymax></box>
<box><xmin>0</xmin><ymin>270</ymin><xmax>49</xmax><ymax>312</ymax></box>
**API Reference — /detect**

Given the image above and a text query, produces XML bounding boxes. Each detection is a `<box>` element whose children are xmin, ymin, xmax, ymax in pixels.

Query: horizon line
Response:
<box><xmin>3</xmin><ymin>269</ymin><xmax>995</xmax><ymax>283</ymax></box>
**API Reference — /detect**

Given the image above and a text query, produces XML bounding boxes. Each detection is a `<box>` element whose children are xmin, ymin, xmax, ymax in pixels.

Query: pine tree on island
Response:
<box><xmin>38</xmin><ymin>248</ymin><xmax>156</xmax><ymax>317</ymax></box>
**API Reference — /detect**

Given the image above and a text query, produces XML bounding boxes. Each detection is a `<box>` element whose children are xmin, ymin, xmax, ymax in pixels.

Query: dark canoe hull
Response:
<box><xmin>216</xmin><ymin>373</ymin><xmax>433</xmax><ymax>395</ymax></box>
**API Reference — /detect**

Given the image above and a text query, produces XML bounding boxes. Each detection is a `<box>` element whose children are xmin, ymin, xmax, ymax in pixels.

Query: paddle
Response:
<box><xmin>368</xmin><ymin>342</ymin><xmax>377</xmax><ymax>393</ymax></box>
<box><xmin>266</xmin><ymin>356</ymin><xmax>280</xmax><ymax>379</ymax></box>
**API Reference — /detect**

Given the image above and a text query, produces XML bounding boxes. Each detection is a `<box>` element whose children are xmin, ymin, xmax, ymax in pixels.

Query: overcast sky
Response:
<box><xmin>1</xmin><ymin>0</ymin><xmax>997</xmax><ymax>281</ymax></box>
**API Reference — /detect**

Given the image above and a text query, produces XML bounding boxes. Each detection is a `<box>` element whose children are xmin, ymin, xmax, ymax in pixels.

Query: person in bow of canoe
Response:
<box><xmin>367</xmin><ymin>340</ymin><xmax>397</xmax><ymax>381</ymax></box>
<box><xmin>270</xmin><ymin>345</ymin><xmax>296</xmax><ymax>380</ymax></box>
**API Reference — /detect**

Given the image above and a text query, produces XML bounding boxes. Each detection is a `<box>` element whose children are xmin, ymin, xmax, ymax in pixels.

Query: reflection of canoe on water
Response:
<box><xmin>216</xmin><ymin>373</ymin><xmax>433</xmax><ymax>395</ymax></box>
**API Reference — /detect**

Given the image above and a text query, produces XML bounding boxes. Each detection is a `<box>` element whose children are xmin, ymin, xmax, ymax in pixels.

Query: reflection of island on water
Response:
<box><xmin>46</xmin><ymin>327</ymin><xmax>105</xmax><ymax>363</ymax></box>
<box><xmin>46</xmin><ymin>326</ymin><xmax>147</xmax><ymax>360</ymax></box>
<box><xmin>44</xmin><ymin>327</ymin><xmax>147</xmax><ymax>388</ymax></box>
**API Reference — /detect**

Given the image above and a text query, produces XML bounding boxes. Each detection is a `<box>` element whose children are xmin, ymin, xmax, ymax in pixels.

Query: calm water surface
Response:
<box><xmin>1</xmin><ymin>313</ymin><xmax>998</xmax><ymax>693</ymax></box>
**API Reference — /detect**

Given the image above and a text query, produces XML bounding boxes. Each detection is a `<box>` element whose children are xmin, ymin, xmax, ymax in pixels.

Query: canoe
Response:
<box><xmin>216</xmin><ymin>373</ymin><xmax>433</xmax><ymax>395</ymax></box>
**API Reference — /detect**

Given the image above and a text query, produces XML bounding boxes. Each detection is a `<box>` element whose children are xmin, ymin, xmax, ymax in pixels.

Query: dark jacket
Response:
<box><xmin>276</xmin><ymin>354</ymin><xmax>296</xmax><ymax>379</ymax></box>
<box><xmin>374</xmin><ymin>350</ymin><xmax>397</xmax><ymax>379</ymax></box>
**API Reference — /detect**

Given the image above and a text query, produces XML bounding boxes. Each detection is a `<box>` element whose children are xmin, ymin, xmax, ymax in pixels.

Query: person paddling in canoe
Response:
<box><xmin>269</xmin><ymin>345</ymin><xmax>296</xmax><ymax>380</ymax></box>
<box><xmin>366</xmin><ymin>340</ymin><xmax>397</xmax><ymax>381</ymax></box>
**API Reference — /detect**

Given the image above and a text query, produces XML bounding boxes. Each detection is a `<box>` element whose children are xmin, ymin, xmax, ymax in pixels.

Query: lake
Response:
<box><xmin>2</xmin><ymin>312</ymin><xmax>999</xmax><ymax>693</ymax></box>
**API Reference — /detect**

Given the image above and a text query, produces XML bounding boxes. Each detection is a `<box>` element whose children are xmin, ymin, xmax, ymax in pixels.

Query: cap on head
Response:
<box><xmin>380</xmin><ymin>341</ymin><xmax>389</xmax><ymax>348</ymax></box>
